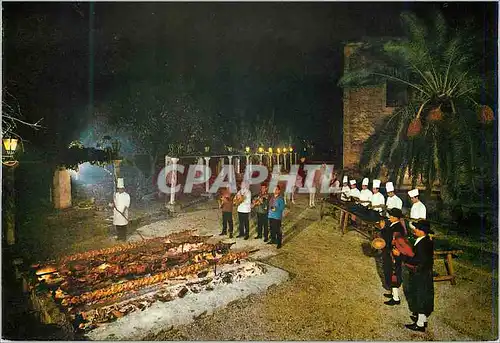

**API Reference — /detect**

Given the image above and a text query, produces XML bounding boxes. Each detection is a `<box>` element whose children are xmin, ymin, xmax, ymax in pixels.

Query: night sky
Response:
<box><xmin>2</xmin><ymin>2</ymin><xmax>497</xmax><ymax>162</ymax></box>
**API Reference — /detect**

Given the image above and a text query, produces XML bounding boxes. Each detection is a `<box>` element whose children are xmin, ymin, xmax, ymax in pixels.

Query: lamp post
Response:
<box><xmin>3</xmin><ymin>138</ymin><xmax>20</xmax><ymax>246</ymax></box>
<box><xmin>276</xmin><ymin>148</ymin><xmax>282</xmax><ymax>172</ymax></box>
<box><xmin>268</xmin><ymin>147</ymin><xmax>273</xmax><ymax>169</ymax></box>
<box><xmin>258</xmin><ymin>147</ymin><xmax>264</xmax><ymax>164</ymax></box>
<box><xmin>245</xmin><ymin>146</ymin><xmax>251</xmax><ymax>178</ymax></box>
<box><xmin>289</xmin><ymin>146</ymin><xmax>294</xmax><ymax>166</ymax></box>
<box><xmin>283</xmin><ymin>148</ymin><xmax>288</xmax><ymax>171</ymax></box>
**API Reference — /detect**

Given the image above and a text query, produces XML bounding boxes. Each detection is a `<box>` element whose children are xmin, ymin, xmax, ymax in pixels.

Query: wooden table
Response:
<box><xmin>433</xmin><ymin>250</ymin><xmax>463</xmax><ymax>285</ymax></box>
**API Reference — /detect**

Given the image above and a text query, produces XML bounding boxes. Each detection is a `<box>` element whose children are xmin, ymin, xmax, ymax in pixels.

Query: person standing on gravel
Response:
<box><xmin>235</xmin><ymin>182</ymin><xmax>252</xmax><ymax>240</ymax></box>
<box><xmin>393</xmin><ymin>220</ymin><xmax>434</xmax><ymax>332</ymax></box>
<box><xmin>268</xmin><ymin>185</ymin><xmax>285</xmax><ymax>249</ymax></box>
<box><xmin>252</xmin><ymin>184</ymin><xmax>269</xmax><ymax>241</ymax></box>
<box><xmin>110</xmin><ymin>178</ymin><xmax>130</xmax><ymax>241</ymax></box>
<box><xmin>219</xmin><ymin>186</ymin><xmax>234</xmax><ymax>238</ymax></box>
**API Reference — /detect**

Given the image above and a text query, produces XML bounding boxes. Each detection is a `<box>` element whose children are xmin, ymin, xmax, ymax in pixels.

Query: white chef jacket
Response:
<box><xmin>349</xmin><ymin>188</ymin><xmax>361</xmax><ymax>200</ymax></box>
<box><xmin>237</xmin><ymin>188</ymin><xmax>252</xmax><ymax>213</ymax></box>
<box><xmin>385</xmin><ymin>194</ymin><xmax>403</xmax><ymax>217</ymax></box>
<box><xmin>359</xmin><ymin>189</ymin><xmax>373</xmax><ymax>207</ymax></box>
<box><xmin>340</xmin><ymin>186</ymin><xmax>350</xmax><ymax>201</ymax></box>
<box><xmin>113</xmin><ymin>192</ymin><xmax>131</xmax><ymax>226</ymax></box>
<box><xmin>409</xmin><ymin>201</ymin><xmax>427</xmax><ymax>229</ymax></box>
<box><xmin>371</xmin><ymin>192</ymin><xmax>385</xmax><ymax>212</ymax></box>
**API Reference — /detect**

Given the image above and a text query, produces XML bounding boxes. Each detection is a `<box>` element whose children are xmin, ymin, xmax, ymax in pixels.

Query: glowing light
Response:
<box><xmin>3</xmin><ymin>138</ymin><xmax>18</xmax><ymax>155</ymax></box>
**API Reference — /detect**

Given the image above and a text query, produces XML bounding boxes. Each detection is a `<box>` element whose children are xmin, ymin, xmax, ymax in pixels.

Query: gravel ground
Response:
<box><xmin>141</xmin><ymin>195</ymin><xmax>498</xmax><ymax>341</ymax></box>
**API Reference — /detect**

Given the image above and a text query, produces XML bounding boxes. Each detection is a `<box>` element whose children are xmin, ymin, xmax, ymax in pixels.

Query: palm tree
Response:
<box><xmin>338</xmin><ymin>11</ymin><xmax>496</xmax><ymax>206</ymax></box>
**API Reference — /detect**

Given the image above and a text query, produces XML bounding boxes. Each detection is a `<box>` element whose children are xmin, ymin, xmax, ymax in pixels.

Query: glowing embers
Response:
<box><xmin>28</xmin><ymin>231</ymin><xmax>257</xmax><ymax>334</ymax></box>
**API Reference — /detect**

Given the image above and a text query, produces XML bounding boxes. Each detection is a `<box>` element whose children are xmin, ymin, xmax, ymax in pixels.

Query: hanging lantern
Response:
<box><xmin>427</xmin><ymin>105</ymin><xmax>443</xmax><ymax>122</ymax></box>
<box><xmin>478</xmin><ymin>105</ymin><xmax>495</xmax><ymax>124</ymax></box>
<box><xmin>407</xmin><ymin>117</ymin><xmax>422</xmax><ymax>137</ymax></box>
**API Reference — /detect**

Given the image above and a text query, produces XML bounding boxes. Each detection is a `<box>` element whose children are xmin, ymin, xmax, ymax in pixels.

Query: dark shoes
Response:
<box><xmin>254</xmin><ymin>236</ymin><xmax>262</xmax><ymax>239</ymax></box>
<box><xmin>410</xmin><ymin>316</ymin><xmax>428</xmax><ymax>327</ymax></box>
<box><xmin>263</xmin><ymin>238</ymin><xmax>268</xmax><ymax>242</ymax></box>
<box><xmin>405</xmin><ymin>323</ymin><xmax>425</xmax><ymax>332</ymax></box>
<box><xmin>383</xmin><ymin>293</ymin><xmax>393</xmax><ymax>298</ymax></box>
<box><xmin>229</xmin><ymin>234</ymin><xmax>233</xmax><ymax>238</ymax></box>
<box><xmin>219</xmin><ymin>232</ymin><xmax>227</xmax><ymax>236</ymax></box>
<box><xmin>384</xmin><ymin>298</ymin><xmax>401</xmax><ymax>306</ymax></box>
<box><xmin>277</xmin><ymin>244</ymin><xmax>282</xmax><ymax>249</ymax></box>
<box><xmin>244</xmin><ymin>236</ymin><xmax>249</xmax><ymax>240</ymax></box>
<box><xmin>236</xmin><ymin>234</ymin><xmax>245</xmax><ymax>238</ymax></box>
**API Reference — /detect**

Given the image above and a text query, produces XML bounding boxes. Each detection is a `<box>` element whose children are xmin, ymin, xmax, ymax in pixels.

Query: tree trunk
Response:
<box><xmin>53</xmin><ymin>167</ymin><xmax>72</xmax><ymax>209</ymax></box>
<box><xmin>2</xmin><ymin>165</ymin><xmax>17</xmax><ymax>245</ymax></box>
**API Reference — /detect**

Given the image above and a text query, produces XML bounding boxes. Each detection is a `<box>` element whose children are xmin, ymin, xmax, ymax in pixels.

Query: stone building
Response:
<box><xmin>342</xmin><ymin>41</ymin><xmax>407</xmax><ymax>175</ymax></box>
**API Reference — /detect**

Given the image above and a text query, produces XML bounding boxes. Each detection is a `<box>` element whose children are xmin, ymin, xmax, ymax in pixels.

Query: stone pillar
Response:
<box><xmin>227</xmin><ymin>155</ymin><xmax>233</xmax><ymax>183</ymax></box>
<box><xmin>289</xmin><ymin>152</ymin><xmax>293</xmax><ymax>168</ymax></box>
<box><xmin>236</xmin><ymin>157</ymin><xmax>240</xmax><ymax>175</ymax></box>
<box><xmin>204</xmin><ymin>157</ymin><xmax>211</xmax><ymax>193</ymax></box>
<box><xmin>294</xmin><ymin>153</ymin><xmax>297</xmax><ymax>165</ymax></box>
<box><xmin>170</xmin><ymin>158</ymin><xmax>179</xmax><ymax>205</ymax></box>
<box><xmin>53</xmin><ymin>167</ymin><xmax>72</xmax><ymax>209</ymax></box>
<box><xmin>259</xmin><ymin>154</ymin><xmax>263</xmax><ymax>164</ymax></box>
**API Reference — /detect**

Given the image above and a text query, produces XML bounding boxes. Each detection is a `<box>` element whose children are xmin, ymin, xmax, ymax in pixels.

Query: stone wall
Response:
<box><xmin>342</xmin><ymin>43</ymin><xmax>395</xmax><ymax>171</ymax></box>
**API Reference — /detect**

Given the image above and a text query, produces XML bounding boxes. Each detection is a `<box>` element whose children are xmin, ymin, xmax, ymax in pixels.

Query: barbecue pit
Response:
<box><xmin>25</xmin><ymin>230</ymin><xmax>289</xmax><ymax>339</ymax></box>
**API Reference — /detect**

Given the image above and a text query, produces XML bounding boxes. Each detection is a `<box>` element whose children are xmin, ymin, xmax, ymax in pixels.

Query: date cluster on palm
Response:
<box><xmin>26</xmin><ymin>230</ymin><xmax>258</xmax><ymax>334</ymax></box>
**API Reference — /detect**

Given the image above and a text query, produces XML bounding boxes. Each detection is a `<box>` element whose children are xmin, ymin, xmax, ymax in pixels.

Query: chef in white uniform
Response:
<box><xmin>359</xmin><ymin>177</ymin><xmax>373</xmax><ymax>207</ymax></box>
<box><xmin>408</xmin><ymin>188</ymin><xmax>426</xmax><ymax>229</ymax></box>
<box><xmin>349</xmin><ymin>179</ymin><xmax>360</xmax><ymax>200</ymax></box>
<box><xmin>111</xmin><ymin>178</ymin><xmax>131</xmax><ymax>241</ymax></box>
<box><xmin>385</xmin><ymin>182</ymin><xmax>403</xmax><ymax>215</ymax></box>
<box><xmin>340</xmin><ymin>176</ymin><xmax>350</xmax><ymax>201</ymax></box>
<box><xmin>370</xmin><ymin>179</ymin><xmax>385</xmax><ymax>213</ymax></box>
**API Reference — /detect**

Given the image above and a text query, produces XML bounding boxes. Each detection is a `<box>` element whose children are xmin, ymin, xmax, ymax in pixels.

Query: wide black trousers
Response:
<box><xmin>256</xmin><ymin>213</ymin><xmax>269</xmax><ymax>239</ymax></box>
<box><xmin>238</xmin><ymin>212</ymin><xmax>250</xmax><ymax>238</ymax></box>
<box><xmin>382</xmin><ymin>249</ymin><xmax>402</xmax><ymax>289</ymax></box>
<box><xmin>116</xmin><ymin>225</ymin><xmax>128</xmax><ymax>241</ymax></box>
<box><xmin>269</xmin><ymin>218</ymin><xmax>282</xmax><ymax>246</ymax></box>
<box><xmin>221</xmin><ymin>211</ymin><xmax>233</xmax><ymax>234</ymax></box>
<box><xmin>402</xmin><ymin>266</ymin><xmax>434</xmax><ymax>316</ymax></box>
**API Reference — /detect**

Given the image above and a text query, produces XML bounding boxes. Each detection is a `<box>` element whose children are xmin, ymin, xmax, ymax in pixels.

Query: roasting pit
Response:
<box><xmin>25</xmin><ymin>230</ymin><xmax>289</xmax><ymax>340</ymax></box>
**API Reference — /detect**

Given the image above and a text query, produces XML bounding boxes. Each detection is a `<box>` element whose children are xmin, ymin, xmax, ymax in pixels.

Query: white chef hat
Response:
<box><xmin>385</xmin><ymin>181</ymin><xmax>394</xmax><ymax>192</ymax></box>
<box><xmin>117</xmin><ymin>178</ymin><xmax>125</xmax><ymax>188</ymax></box>
<box><xmin>408</xmin><ymin>188</ymin><xmax>419</xmax><ymax>197</ymax></box>
<box><xmin>349</xmin><ymin>180</ymin><xmax>357</xmax><ymax>185</ymax></box>
<box><xmin>342</xmin><ymin>176</ymin><xmax>348</xmax><ymax>183</ymax></box>
<box><xmin>362</xmin><ymin>178</ymin><xmax>369</xmax><ymax>186</ymax></box>
<box><xmin>372</xmin><ymin>179</ymin><xmax>381</xmax><ymax>188</ymax></box>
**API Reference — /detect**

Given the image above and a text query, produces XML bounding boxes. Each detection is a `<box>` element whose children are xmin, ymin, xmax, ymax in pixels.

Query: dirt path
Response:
<box><xmin>146</xmin><ymin>196</ymin><xmax>498</xmax><ymax>341</ymax></box>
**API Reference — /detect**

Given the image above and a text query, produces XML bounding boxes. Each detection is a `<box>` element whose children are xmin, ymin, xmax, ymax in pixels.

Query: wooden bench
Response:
<box><xmin>433</xmin><ymin>249</ymin><xmax>463</xmax><ymax>285</ymax></box>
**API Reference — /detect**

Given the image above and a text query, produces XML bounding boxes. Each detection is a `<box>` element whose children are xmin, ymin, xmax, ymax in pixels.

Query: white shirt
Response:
<box><xmin>414</xmin><ymin>236</ymin><xmax>426</xmax><ymax>246</ymax></box>
<box><xmin>349</xmin><ymin>187</ymin><xmax>360</xmax><ymax>200</ymax></box>
<box><xmin>359</xmin><ymin>189</ymin><xmax>373</xmax><ymax>207</ymax></box>
<box><xmin>113</xmin><ymin>192</ymin><xmax>131</xmax><ymax>226</ymax></box>
<box><xmin>237</xmin><ymin>188</ymin><xmax>252</xmax><ymax>213</ymax></box>
<box><xmin>340</xmin><ymin>185</ymin><xmax>350</xmax><ymax>201</ymax></box>
<box><xmin>386</xmin><ymin>194</ymin><xmax>403</xmax><ymax>217</ymax></box>
<box><xmin>371</xmin><ymin>192</ymin><xmax>385</xmax><ymax>212</ymax></box>
<box><xmin>409</xmin><ymin>201</ymin><xmax>427</xmax><ymax>229</ymax></box>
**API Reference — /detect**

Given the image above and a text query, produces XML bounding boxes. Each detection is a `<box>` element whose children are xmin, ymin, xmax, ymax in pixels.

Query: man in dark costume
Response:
<box><xmin>381</xmin><ymin>208</ymin><xmax>406</xmax><ymax>305</ymax></box>
<box><xmin>393</xmin><ymin>220</ymin><xmax>434</xmax><ymax>332</ymax></box>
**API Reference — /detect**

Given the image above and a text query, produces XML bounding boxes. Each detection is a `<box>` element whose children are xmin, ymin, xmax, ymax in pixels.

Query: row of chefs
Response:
<box><xmin>333</xmin><ymin>176</ymin><xmax>433</xmax><ymax>333</ymax></box>
<box><xmin>334</xmin><ymin>176</ymin><xmax>427</xmax><ymax>229</ymax></box>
